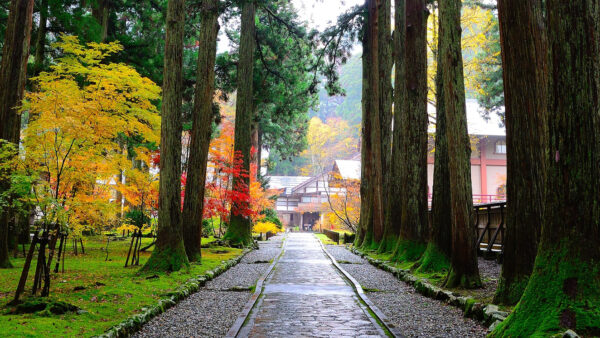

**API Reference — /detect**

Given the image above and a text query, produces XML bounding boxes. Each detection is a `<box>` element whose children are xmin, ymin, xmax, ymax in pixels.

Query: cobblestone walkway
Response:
<box><xmin>238</xmin><ymin>233</ymin><xmax>385</xmax><ymax>337</ymax></box>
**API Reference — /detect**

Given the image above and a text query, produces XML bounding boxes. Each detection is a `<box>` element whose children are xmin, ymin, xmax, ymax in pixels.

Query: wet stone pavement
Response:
<box><xmin>239</xmin><ymin>233</ymin><xmax>385</xmax><ymax>337</ymax></box>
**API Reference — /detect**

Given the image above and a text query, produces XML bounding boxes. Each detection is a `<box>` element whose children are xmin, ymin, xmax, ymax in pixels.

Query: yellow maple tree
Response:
<box><xmin>22</xmin><ymin>35</ymin><xmax>161</xmax><ymax>235</ymax></box>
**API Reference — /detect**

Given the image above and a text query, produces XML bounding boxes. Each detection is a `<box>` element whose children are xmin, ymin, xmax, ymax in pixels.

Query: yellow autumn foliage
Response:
<box><xmin>253</xmin><ymin>221</ymin><xmax>283</xmax><ymax>235</ymax></box>
<box><xmin>21</xmin><ymin>35</ymin><xmax>161</xmax><ymax>234</ymax></box>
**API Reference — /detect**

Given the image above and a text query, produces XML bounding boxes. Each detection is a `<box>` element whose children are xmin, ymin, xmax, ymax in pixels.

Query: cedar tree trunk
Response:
<box><xmin>0</xmin><ymin>0</ymin><xmax>34</xmax><ymax>269</ymax></box>
<box><xmin>356</xmin><ymin>23</ymin><xmax>371</xmax><ymax>248</ymax></box>
<box><xmin>491</xmin><ymin>1</ymin><xmax>600</xmax><ymax>336</ymax></box>
<box><xmin>416</xmin><ymin>30</ymin><xmax>452</xmax><ymax>273</ymax></box>
<box><xmin>378</xmin><ymin>0</ymin><xmax>395</xmax><ymax>253</ymax></box>
<box><xmin>381</xmin><ymin>0</ymin><xmax>406</xmax><ymax>253</ymax></box>
<box><xmin>440</xmin><ymin>0</ymin><xmax>481</xmax><ymax>288</ymax></box>
<box><xmin>359</xmin><ymin>0</ymin><xmax>383</xmax><ymax>250</ymax></box>
<box><xmin>393</xmin><ymin>0</ymin><xmax>428</xmax><ymax>262</ymax></box>
<box><xmin>494</xmin><ymin>0</ymin><xmax>548</xmax><ymax>305</ymax></box>
<box><xmin>182</xmin><ymin>0</ymin><xmax>219</xmax><ymax>262</ymax></box>
<box><xmin>33</xmin><ymin>0</ymin><xmax>48</xmax><ymax>74</ymax></box>
<box><xmin>224</xmin><ymin>0</ymin><xmax>255</xmax><ymax>247</ymax></box>
<box><xmin>142</xmin><ymin>0</ymin><xmax>188</xmax><ymax>272</ymax></box>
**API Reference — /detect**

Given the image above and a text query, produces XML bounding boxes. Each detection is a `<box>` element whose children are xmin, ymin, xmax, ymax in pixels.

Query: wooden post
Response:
<box><xmin>125</xmin><ymin>229</ymin><xmax>135</xmax><ymax>267</ymax></box>
<box><xmin>13</xmin><ymin>232</ymin><xmax>38</xmax><ymax>303</ymax></box>
<box><xmin>54</xmin><ymin>233</ymin><xmax>64</xmax><ymax>273</ymax></box>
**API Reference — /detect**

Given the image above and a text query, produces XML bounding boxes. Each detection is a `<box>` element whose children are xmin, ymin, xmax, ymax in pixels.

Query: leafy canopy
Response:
<box><xmin>22</xmin><ymin>35</ymin><xmax>160</xmax><ymax>233</ymax></box>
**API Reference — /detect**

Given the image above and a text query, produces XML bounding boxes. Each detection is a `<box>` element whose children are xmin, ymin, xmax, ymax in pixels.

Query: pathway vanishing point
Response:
<box><xmin>231</xmin><ymin>233</ymin><xmax>392</xmax><ymax>337</ymax></box>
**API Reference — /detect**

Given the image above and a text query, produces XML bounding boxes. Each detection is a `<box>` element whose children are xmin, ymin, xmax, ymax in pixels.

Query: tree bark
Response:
<box><xmin>416</xmin><ymin>27</ymin><xmax>451</xmax><ymax>273</ymax></box>
<box><xmin>381</xmin><ymin>0</ymin><xmax>406</xmax><ymax>253</ymax></box>
<box><xmin>356</xmin><ymin>22</ymin><xmax>371</xmax><ymax>248</ymax></box>
<box><xmin>182</xmin><ymin>0</ymin><xmax>219</xmax><ymax>262</ymax></box>
<box><xmin>491</xmin><ymin>1</ymin><xmax>600</xmax><ymax>335</ymax></box>
<box><xmin>494</xmin><ymin>0</ymin><xmax>548</xmax><ymax>306</ymax></box>
<box><xmin>33</xmin><ymin>0</ymin><xmax>47</xmax><ymax>74</ymax></box>
<box><xmin>369</xmin><ymin>0</ymin><xmax>384</xmax><ymax>247</ymax></box>
<box><xmin>224</xmin><ymin>0</ymin><xmax>255</xmax><ymax>247</ymax></box>
<box><xmin>142</xmin><ymin>0</ymin><xmax>188</xmax><ymax>272</ymax></box>
<box><xmin>359</xmin><ymin>0</ymin><xmax>383</xmax><ymax>250</ymax></box>
<box><xmin>0</xmin><ymin>0</ymin><xmax>34</xmax><ymax>269</ymax></box>
<box><xmin>393</xmin><ymin>0</ymin><xmax>428</xmax><ymax>262</ymax></box>
<box><xmin>378</xmin><ymin>0</ymin><xmax>395</xmax><ymax>253</ymax></box>
<box><xmin>251</xmin><ymin>121</ymin><xmax>259</xmax><ymax>173</ymax></box>
<box><xmin>440</xmin><ymin>0</ymin><xmax>481</xmax><ymax>288</ymax></box>
<box><xmin>92</xmin><ymin>0</ymin><xmax>109</xmax><ymax>42</ymax></box>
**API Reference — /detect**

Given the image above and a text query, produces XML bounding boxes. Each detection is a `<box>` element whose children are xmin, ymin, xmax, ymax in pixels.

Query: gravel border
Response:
<box><xmin>347</xmin><ymin>246</ymin><xmax>510</xmax><ymax>330</ymax></box>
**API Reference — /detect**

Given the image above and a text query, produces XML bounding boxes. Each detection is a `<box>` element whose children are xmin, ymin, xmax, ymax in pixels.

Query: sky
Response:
<box><xmin>218</xmin><ymin>0</ymin><xmax>364</xmax><ymax>52</ymax></box>
<box><xmin>290</xmin><ymin>0</ymin><xmax>364</xmax><ymax>30</ymax></box>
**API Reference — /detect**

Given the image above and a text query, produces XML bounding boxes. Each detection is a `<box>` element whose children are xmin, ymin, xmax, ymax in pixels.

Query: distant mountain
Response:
<box><xmin>312</xmin><ymin>54</ymin><xmax>363</xmax><ymax>125</ymax></box>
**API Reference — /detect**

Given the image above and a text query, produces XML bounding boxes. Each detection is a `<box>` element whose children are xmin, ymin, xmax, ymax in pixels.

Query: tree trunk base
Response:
<box><xmin>376</xmin><ymin>233</ymin><xmax>397</xmax><ymax>253</ymax></box>
<box><xmin>186</xmin><ymin>250</ymin><xmax>202</xmax><ymax>263</ymax></box>
<box><xmin>392</xmin><ymin>239</ymin><xmax>425</xmax><ymax>262</ymax></box>
<box><xmin>490</xmin><ymin>248</ymin><xmax>600</xmax><ymax>337</ymax></box>
<box><xmin>493</xmin><ymin>275</ymin><xmax>529</xmax><ymax>306</ymax></box>
<box><xmin>443</xmin><ymin>268</ymin><xmax>482</xmax><ymax>289</ymax></box>
<box><xmin>223</xmin><ymin>215</ymin><xmax>253</xmax><ymax>248</ymax></box>
<box><xmin>0</xmin><ymin>256</ymin><xmax>13</xmax><ymax>268</ymax></box>
<box><xmin>141</xmin><ymin>244</ymin><xmax>188</xmax><ymax>272</ymax></box>
<box><xmin>360</xmin><ymin>229</ymin><xmax>378</xmax><ymax>251</ymax></box>
<box><xmin>413</xmin><ymin>243</ymin><xmax>450</xmax><ymax>274</ymax></box>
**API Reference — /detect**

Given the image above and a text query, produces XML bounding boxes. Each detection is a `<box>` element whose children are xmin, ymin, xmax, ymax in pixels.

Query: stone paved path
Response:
<box><xmin>238</xmin><ymin>233</ymin><xmax>385</xmax><ymax>337</ymax></box>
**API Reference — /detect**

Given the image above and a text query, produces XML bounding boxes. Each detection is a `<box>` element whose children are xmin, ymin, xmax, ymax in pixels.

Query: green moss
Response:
<box><xmin>315</xmin><ymin>234</ymin><xmax>336</xmax><ymax>245</ymax></box>
<box><xmin>187</xmin><ymin>251</ymin><xmax>203</xmax><ymax>263</ymax></box>
<box><xmin>444</xmin><ymin>268</ymin><xmax>482</xmax><ymax>289</ymax></box>
<box><xmin>392</xmin><ymin>239</ymin><xmax>426</xmax><ymax>263</ymax></box>
<box><xmin>377</xmin><ymin>234</ymin><xmax>398</xmax><ymax>254</ymax></box>
<box><xmin>464</xmin><ymin>298</ymin><xmax>476</xmax><ymax>316</ymax></box>
<box><xmin>141</xmin><ymin>244</ymin><xmax>189</xmax><ymax>272</ymax></box>
<box><xmin>223</xmin><ymin>216</ymin><xmax>254</xmax><ymax>247</ymax></box>
<box><xmin>361</xmin><ymin>228</ymin><xmax>376</xmax><ymax>251</ymax></box>
<box><xmin>490</xmin><ymin>244</ymin><xmax>600</xmax><ymax>337</ymax></box>
<box><xmin>494</xmin><ymin>276</ymin><xmax>529</xmax><ymax>306</ymax></box>
<box><xmin>414</xmin><ymin>243</ymin><xmax>450</xmax><ymax>274</ymax></box>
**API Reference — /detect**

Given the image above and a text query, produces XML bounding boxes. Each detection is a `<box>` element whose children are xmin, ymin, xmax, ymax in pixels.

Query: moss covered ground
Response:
<box><xmin>315</xmin><ymin>233</ymin><xmax>337</xmax><ymax>245</ymax></box>
<box><xmin>0</xmin><ymin>235</ymin><xmax>241</xmax><ymax>337</ymax></box>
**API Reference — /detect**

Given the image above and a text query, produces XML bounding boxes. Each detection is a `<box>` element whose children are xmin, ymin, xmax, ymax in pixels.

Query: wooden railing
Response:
<box><xmin>474</xmin><ymin>202</ymin><xmax>506</xmax><ymax>258</ymax></box>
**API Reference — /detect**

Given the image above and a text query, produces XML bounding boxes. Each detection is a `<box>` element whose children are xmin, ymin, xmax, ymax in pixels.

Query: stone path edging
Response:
<box><xmin>318</xmin><ymin>236</ymin><xmax>403</xmax><ymax>337</ymax></box>
<box><xmin>96</xmin><ymin>248</ymin><xmax>253</xmax><ymax>338</ymax></box>
<box><xmin>349</xmin><ymin>247</ymin><xmax>508</xmax><ymax>330</ymax></box>
<box><xmin>225</xmin><ymin>235</ymin><xmax>286</xmax><ymax>338</ymax></box>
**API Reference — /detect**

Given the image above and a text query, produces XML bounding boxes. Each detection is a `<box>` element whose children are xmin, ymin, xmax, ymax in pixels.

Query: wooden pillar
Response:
<box><xmin>479</xmin><ymin>138</ymin><xmax>488</xmax><ymax>197</ymax></box>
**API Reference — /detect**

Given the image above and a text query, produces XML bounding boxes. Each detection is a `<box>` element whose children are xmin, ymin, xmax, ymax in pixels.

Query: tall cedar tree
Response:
<box><xmin>494</xmin><ymin>0</ymin><xmax>548</xmax><ymax>305</ymax></box>
<box><xmin>142</xmin><ymin>0</ymin><xmax>189</xmax><ymax>271</ymax></box>
<box><xmin>33</xmin><ymin>0</ymin><xmax>48</xmax><ymax>74</ymax></box>
<box><xmin>393</xmin><ymin>0</ymin><xmax>428</xmax><ymax>262</ymax></box>
<box><xmin>0</xmin><ymin>0</ymin><xmax>34</xmax><ymax>269</ymax></box>
<box><xmin>416</xmin><ymin>27</ymin><xmax>452</xmax><ymax>273</ymax></box>
<box><xmin>359</xmin><ymin>0</ymin><xmax>384</xmax><ymax>250</ymax></box>
<box><xmin>440</xmin><ymin>0</ymin><xmax>481</xmax><ymax>288</ymax></box>
<box><xmin>182</xmin><ymin>0</ymin><xmax>220</xmax><ymax>261</ymax></box>
<box><xmin>92</xmin><ymin>0</ymin><xmax>110</xmax><ymax>42</ymax></box>
<box><xmin>492</xmin><ymin>1</ymin><xmax>600</xmax><ymax>336</ymax></box>
<box><xmin>356</xmin><ymin>14</ymin><xmax>371</xmax><ymax>248</ymax></box>
<box><xmin>381</xmin><ymin>0</ymin><xmax>406</xmax><ymax>252</ymax></box>
<box><xmin>224</xmin><ymin>0</ymin><xmax>255</xmax><ymax>246</ymax></box>
<box><xmin>377</xmin><ymin>0</ymin><xmax>394</xmax><ymax>253</ymax></box>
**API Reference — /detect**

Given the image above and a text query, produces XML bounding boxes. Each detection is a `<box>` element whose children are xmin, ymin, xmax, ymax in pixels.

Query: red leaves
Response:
<box><xmin>203</xmin><ymin>150</ymin><xmax>255</xmax><ymax>224</ymax></box>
